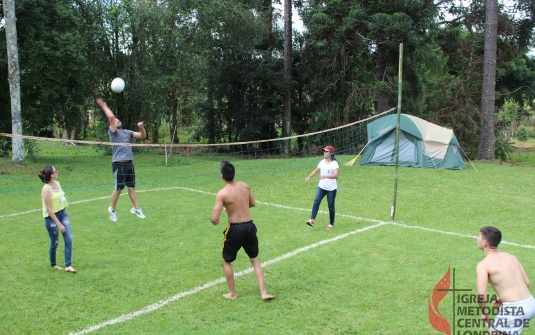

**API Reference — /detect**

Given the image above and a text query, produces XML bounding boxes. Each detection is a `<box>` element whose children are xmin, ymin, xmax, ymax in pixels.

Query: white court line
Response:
<box><xmin>67</xmin><ymin>221</ymin><xmax>389</xmax><ymax>335</ymax></box>
<box><xmin>0</xmin><ymin>187</ymin><xmax>205</xmax><ymax>219</ymax></box>
<box><xmin>2</xmin><ymin>186</ymin><xmax>381</xmax><ymax>224</ymax></box>
<box><xmin>0</xmin><ymin>196</ymin><xmax>112</xmax><ymax>218</ymax></box>
<box><xmin>4</xmin><ymin>186</ymin><xmax>534</xmax><ymax>333</ymax></box>
<box><xmin>257</xmin><ymin>201</ymin><xmax>385</xmax><ymax>225</ymax></box>
<box><xmin>5</xmin><ymin>186</ymin><xmax>535</xmax><ymax>251</ymax></box>
<box><xmin>67</xmin><ymin>218</ymin><xmax>535</xmax><ymax>334</ymax></box>
<box><xmin>0</xmin><ymin>208</ymin><xmax>41</xmax><ymax>218</ymax></box>
<box><xmin>391</xmin><ymin>222</ymin><xmax>535</xmax><ymax>250</ymax></box>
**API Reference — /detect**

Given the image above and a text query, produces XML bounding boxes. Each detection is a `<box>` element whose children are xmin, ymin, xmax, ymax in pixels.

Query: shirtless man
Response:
<box><xmin>476</xmin><ymin>226</ymin><xmax>535</xmax><ymax>334</ymax></box>
<box><xmin>210</xmin><ymin>161</ymin><xmax>274</xmax><ymax>301</ymax></box>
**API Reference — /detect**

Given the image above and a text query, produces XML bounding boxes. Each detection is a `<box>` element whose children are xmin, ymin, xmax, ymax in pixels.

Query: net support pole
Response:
<box><xmin>391</xmin><ymin>43</ymin><xmax>403</xmax><ymax>221</ymax></box>
<box><xmin>165</xmin><ymin>143</ymin><xmax>168</xmax><ymax>166</ymax></box>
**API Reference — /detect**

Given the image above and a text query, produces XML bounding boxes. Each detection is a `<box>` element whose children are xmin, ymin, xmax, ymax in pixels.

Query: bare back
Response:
<box><xmin>217</xmin><ymin>181</ymin><xmax>254</xmax><ymax>223</ymax></box>
<box><xmin>478</xmin><ymin>251</ymin><xmax>531</xmax><ymax>302</ymax></box>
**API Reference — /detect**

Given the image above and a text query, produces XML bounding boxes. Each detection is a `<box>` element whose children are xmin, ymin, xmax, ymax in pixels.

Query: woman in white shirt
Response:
<box><xmin>304</xmin><ymin>145</ymin><xmax>339</xmax><ymax>229</ymax></box>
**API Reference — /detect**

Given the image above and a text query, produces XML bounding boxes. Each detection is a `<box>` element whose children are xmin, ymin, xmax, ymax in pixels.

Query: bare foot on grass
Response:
<box><xmin>52</xmin><ymin>265</ymin><xmax>64</xmax><ymax>271</ymax></box>
<box><xmin>222</xmin><ymin>293</ymin><xmax>237</xmax><ymax>300</ymax></box>
<box><xmin>262</xmin><ymin>294</ymin><xmax>275</xmax><ymax>301</ymax></box>
<box><xmin>65</xmin><ymin>266</ymin><xmax>77</xmax><ymax>273</ymax></box>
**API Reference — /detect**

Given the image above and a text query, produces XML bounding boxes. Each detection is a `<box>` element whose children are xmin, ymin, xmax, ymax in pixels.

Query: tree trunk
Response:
<box><xmin>151</xmin><ymin>119</ymin><xmax>158</xmax><ymax>143</ymax></box>
<box><xmin>478</xmin><ymin>0</ymin><xmax>498</xmax><ymax>160</ymax></box>
<box><xmin>70</xmin><ymin>128</ymin><xmax>78</xmax><ymax>140</ymax></box>
<box><xmin>283</xmin><ymin>0</ymin><xmax>292</xmax><ymax>155</ymax></box>
<box><xmin>3</xmin><ymin>0</ymin><xmax>24</xmax><ymax>162</ymax></box>
<box><xmin>80</xmin><ymin>106</ymin><xmax>87</xmax><ymax>139</ymax></box>
<box><xmin>170</xmin><ymin>98</ymin><xmax>179</xmax><ymax>144</ymax></box>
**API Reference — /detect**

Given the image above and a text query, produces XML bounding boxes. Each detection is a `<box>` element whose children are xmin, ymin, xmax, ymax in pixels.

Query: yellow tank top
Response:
<box><xmin>42</xmin><ymin>182</ymin><xmax>68</xmax><ymax>217</ymax></box>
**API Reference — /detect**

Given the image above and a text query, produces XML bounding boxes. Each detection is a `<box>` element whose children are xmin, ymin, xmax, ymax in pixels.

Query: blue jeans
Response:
<box><xmin>44</xmin><ymin>209</ymin><xmax>73</xmax><ymax>267</ymax></box>
<box><xmin>310</xmin><ymin>187</ymin><xmax>337</xmax><ymax>225</ymax></box>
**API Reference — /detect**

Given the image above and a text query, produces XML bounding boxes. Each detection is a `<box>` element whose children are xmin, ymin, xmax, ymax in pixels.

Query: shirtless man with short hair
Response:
<box><xmin>476</xmin><ymin>226</ymin><xmax>535</xmax><ymax>334</ymax></box>
<box><xmin>210</xmin><ymin>161</ymin><xmax>274</xmax><ymax>301</ymax></box>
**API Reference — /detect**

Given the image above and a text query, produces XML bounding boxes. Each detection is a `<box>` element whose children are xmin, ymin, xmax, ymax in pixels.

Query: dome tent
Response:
<box><xmin>359</xmin><ymin>114</ymin><xmax>466</xmax><ymax>170</ymax></box>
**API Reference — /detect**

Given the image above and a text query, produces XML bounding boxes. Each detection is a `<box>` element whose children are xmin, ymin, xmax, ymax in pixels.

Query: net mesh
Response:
<box><xmin>0</xmin><ymin>109</ymin><xmax>394</xmax><ymax>196</ymax></box>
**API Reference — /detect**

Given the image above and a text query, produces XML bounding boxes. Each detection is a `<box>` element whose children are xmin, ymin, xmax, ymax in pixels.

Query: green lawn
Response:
<box><xmin>509</xmin><ymin>136</ymin><xmax>535</xmax><ymax>167</ymax></box>
<box><xmin>1</xmin><ymin>145</ymin><xmax>535</xmax><ymax>334</ymax></box>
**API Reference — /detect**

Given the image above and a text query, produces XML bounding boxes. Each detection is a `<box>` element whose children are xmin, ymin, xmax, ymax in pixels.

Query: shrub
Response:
<box><xmin>517</xmin><ymin>126</ymin><xmax>528</xmax><ymax>142</ymax></box>
<box><xmin>495</xmin><ymin>134</ymin><xmax>515</xmax><ymax>161</ymax></box>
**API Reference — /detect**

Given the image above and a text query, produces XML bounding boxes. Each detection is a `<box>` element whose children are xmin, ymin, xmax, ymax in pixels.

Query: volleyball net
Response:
<box><xmin>0</xmin><ymin>109</ymin><xmax>394</xmax><ymax>196</ymax></box>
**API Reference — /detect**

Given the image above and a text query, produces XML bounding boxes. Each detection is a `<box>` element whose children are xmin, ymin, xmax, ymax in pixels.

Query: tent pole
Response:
<box><xmin>391</xmin><ymin>43</ymin><xmax>403</xmax><ymax>221</ymax></box>
<box><xmin>459</xmin><ymin>146</ymin><xmax>478</xmax><ymax>171</ymax></box>
<box><xmin>423</xmin><ymin>141</ymin><xmax>438</xmax><ymax>169</ymax></box>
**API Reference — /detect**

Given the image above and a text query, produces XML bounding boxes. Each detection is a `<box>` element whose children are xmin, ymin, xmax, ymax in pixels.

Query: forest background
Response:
<box><xmin>1</xmin><ymin>0</ymin><xmax>535</xmax><ymax>160</ymax></box>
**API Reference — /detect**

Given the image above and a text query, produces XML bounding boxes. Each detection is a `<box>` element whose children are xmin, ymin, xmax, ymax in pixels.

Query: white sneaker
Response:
<box><xmin>108</xmin><ymin>206</ymin><xmax>118</xmax><ymax>222</ymax></box>
<box><xmin>130</xmin><ymin>207</ymin><xmax>146</xmax><ymax>219</ymax></box>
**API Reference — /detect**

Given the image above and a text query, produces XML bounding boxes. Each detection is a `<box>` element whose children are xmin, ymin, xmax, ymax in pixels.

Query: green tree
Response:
<box><xmin>1</xmin><ymin>0</ymin><xmax>93</xmax><ymax>139</ymax></box>
<box><xmin>419</xmin><ymin>0</ymin><xmax>535</xmax><ymax>157</ymax></box>
<box><xmin>193</xmin><ymin>0</ymin><xmax>285</xmax><ymax>145</ymax></box>
<box><xmin>299</xmin><ymin>0</ymin><xmax>438</xmax><ymax>132</ymax></box>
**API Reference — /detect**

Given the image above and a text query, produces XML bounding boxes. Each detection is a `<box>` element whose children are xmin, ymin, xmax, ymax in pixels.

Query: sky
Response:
<box><xmin>273</xmin><ymin>2</ymin><xmax>305</xmax><ymax>32</ymax></box>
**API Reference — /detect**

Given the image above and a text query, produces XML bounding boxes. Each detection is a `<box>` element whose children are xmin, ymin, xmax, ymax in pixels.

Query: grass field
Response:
<box><xmin>1</xmin><ymin>144</ymin><xmax>535</xmax><ymax>334</ymax></box>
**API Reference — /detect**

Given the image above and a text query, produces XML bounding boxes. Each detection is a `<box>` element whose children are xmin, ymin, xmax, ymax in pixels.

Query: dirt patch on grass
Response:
<box><xmin>512</xmin><ymin>138</ymin><xmax>535</xmax><ymax>149</ymax></box>
<box><xmin>513</xmin><ymin>147</ymin><xmax>535</xmax><ymax>152</ymax></box>
<box><xmin>471</xmin><ymin>159</ymin><xmax>533</xmax><ymax>168</ymax></box>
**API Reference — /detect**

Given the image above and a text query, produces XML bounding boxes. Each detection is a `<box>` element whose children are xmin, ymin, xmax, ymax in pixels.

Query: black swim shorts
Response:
<box><xmin>222</xmin><ymin>221</ymin><xmax>259</xmax><ymax>262</ymax></box>
<box><xmin>112</xmin><ymin>161</ymin><xmax>136</xmax><ymax>191</ymax></box>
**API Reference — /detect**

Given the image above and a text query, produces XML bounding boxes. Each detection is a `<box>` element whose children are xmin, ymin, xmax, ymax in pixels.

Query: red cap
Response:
<box><xmin>323</xmin><ymin>145</ymin><xmax>335</xmax><ymax>153</ymax></box>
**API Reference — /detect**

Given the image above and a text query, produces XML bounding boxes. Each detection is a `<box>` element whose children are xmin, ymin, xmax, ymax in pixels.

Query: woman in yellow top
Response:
<box><xmin>39</xmin><ymin>165</ymin><xmax>76</xmax><ymax>273</ymax></box>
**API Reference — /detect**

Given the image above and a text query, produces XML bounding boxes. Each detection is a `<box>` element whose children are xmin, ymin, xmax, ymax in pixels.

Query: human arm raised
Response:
<box><xmin>96</xmin><ymin>98</ymin><xmax>117</xmax><ymax>132</ymax></box>
<box><xmin>133</xmin><ymin>122</ymin><xmax>146</xmax><ymax>140</ymax></box>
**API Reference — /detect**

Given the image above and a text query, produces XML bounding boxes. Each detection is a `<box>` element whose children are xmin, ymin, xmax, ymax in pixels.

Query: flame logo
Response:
<box><xmin>428</xmin><ymin>265</ymin><xmax>451</xmax><ymax>335</ymax></box>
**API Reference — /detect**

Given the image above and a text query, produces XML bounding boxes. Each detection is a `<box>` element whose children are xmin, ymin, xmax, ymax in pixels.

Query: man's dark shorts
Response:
<box><xmin>222</xmin><ymin>221</ymin><xmax>259</xmax><ymax>262</ymax></box>
<box><xmin>112</xmin><ymin>161</ymin><xmax>135</xmax><ymax>191</ymax></box>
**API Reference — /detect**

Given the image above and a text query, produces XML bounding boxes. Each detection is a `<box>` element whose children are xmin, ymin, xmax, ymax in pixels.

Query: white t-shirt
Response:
<box><xmin>317</xmin><ymin>159</ymin><xmax>339</xmax><ymax>191</ymax></box>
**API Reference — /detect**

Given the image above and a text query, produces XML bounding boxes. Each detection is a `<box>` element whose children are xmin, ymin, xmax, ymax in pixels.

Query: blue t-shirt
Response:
<box><xmin>108</xmin><ymin>128</ymin><xmax>135</xmax><ymax>162</ymax></box>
